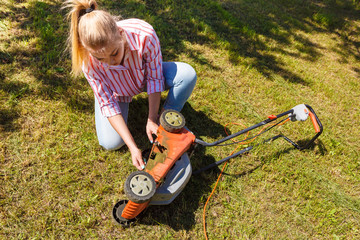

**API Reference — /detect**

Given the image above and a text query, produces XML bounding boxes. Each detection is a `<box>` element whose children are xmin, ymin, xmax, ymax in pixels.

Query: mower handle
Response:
<box><xmin>194</xmin><ymin>108</ymin><xmax>293</xmax><ymax>147</ymax></box>
<box><xmin>193</xmin><ymin>104</ymin><xmax>323</xmax><ymax>174</ymax></box>
<box><xmin>309</xmin><ymin>111</ymin><xmax>320</xmax><ymax>133</ymax></box>
<box><xmin>302</xmin><ymin>104</ymin><xmax>323</xmax><ymax>149</ymax></box>
<box><xmin>194</xmin><ymin>104</ymin><xmax>323</xmax><ymax>148</ymax></box>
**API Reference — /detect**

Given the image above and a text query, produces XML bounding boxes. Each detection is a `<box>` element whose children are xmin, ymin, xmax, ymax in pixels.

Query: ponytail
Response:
<box><xmin>64</xmin><ymin>0</ymin><xmax>119</xmax><ymax>77</ymax></box>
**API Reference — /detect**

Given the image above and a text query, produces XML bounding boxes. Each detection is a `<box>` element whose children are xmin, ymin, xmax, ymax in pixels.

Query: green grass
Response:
<box><xmin>1</xmin><ymin>0</ymin><xmax>360</xmax><ymax>239</ymax></box>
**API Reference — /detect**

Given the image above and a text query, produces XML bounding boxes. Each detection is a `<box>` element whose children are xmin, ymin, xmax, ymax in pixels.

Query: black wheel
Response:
<box><xmin>160</xmin><ymin>109</ymin><xmax>185</xmax><ymax>133</ymax></box>
<box><xmin>112</xmin><ymin>200</ymin><xmax>136</xmax><ymax>227</ymax></box>
<box><xmin>124</xmin><ymin>171</ymin><xmax>156</xmax><ymax>204</ymax></box>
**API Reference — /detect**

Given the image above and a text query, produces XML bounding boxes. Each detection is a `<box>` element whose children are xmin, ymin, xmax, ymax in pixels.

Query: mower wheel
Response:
<box><xmin>112</xmin><ymin>200</ymin><xmax>136</xmax><ymax>227</ymax></box>
<box><xmin>124</xmin><ymin>171</ymin><xmax>156</xmax><ymax>204</ymax></box>
<box><xmin>160</xmin><ymin>109</ymin><xmax>185</xmax><ymax>133</ymax></box>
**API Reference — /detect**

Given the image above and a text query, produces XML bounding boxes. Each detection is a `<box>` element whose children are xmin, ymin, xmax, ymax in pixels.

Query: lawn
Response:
<box><xmin>1</xmin><ymin>0</ymin><xmax>360</xmax><ymax>239</ymax></box>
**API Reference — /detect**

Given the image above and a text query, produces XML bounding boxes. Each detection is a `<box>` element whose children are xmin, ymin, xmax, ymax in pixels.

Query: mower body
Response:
<box><xmin>149</xmin><ymin>152</ymin><xmax>192</xmax><ymax>205</ymax></box>
<box><xmin>116</xmin><ymin>122</ymin><xmax>196</xmax><ymax>223</ymax></box>
<box><xmin>144</xmin><ymin>126</ymin><xmax>195</xmax><ymax>183</ymax></box>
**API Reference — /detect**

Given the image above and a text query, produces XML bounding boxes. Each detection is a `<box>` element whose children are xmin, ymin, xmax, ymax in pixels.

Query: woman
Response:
<box><xmin>65</xmin><ymin>0</ymin><xmax>197</xmax><ymax>170</ymax></box>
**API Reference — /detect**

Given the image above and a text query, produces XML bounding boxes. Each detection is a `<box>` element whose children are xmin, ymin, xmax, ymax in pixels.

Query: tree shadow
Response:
<box><xmin>0</xmin><ymin>1</ymin><xmax>74</xmax><ymax>134</ymax></box>
<box><xmin>352</xmin><ymin>66</ymin><xmax>360</xmax><ymax>77</ymax></box>
<box><xmin>104</xmin><ymin>0</ymin><xmax>360</xmax><ymax>85</ymax></box>
<box><xmin>0</xmin><ymin>108</ymin><xmax>20</xmax><ymax>132</ymax></box>
<box><xmin>0</xmin><ymin>1</ymin><xmax>98</xmax><ymax>134</ymax></box>
<box><xmin>3</xmin><ymin>0</ymin><xmax>360</xmax><ymax>76</ymax></box>
<box><xmin>0</xmin><ymin>60</ymin><xmax>30</xmax><ymax>132</ymax></box>
<box><xmin>2</xmin><ymin>0</ymin><xmax>359</xmax><ymax>132</ymax></box>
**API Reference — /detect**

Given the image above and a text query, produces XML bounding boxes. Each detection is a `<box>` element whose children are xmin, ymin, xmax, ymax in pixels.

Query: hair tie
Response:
<box><xmin>79</xmin><ymin>4</ymin><xmax>95</xmax><ymax>18</ymax></box>
<box><xmin>85</xmin><ymin>8</ymin><xmax>94</xmax><ymax>13</ymax></box>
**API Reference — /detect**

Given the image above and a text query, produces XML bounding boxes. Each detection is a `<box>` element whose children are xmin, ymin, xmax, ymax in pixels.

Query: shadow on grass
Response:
<box><xmin>221</xmin><ymin>137</ymin><xmax>326</xmax><ymax>180</ymax></box>
<box><xmin>2</xmin><ymin>0</ymin><xmax>359</xmax><ymax>133</ymax></box>
<box><xmin>0</xmin><ymin>1</ymin><xmax>94</xmax><ymax>123</ymax></box>
<box><xmin>104</xmin><ymin>0</ymin><xmax>360</xmax><ymax>84</ymax></box>
<box><xmin>0</xmin><ymin>108</ymin><xmax>20</xmax><ymax>132</ymax></box>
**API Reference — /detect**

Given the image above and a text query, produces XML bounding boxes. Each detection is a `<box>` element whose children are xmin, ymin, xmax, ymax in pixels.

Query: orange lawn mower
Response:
<box><xmin>112</xmin><ymin>104</ymin><xmax>323</xmax><ymax>226</ymax></box>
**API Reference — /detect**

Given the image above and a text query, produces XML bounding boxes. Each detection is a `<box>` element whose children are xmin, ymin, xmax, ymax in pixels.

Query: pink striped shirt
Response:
<box><xmin>82</xmin><ymin>19</ymin><xmax>165</xmax><ymax>117</ymax></box>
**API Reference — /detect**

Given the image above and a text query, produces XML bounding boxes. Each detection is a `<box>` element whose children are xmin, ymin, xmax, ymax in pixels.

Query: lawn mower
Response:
<box><xmin>112</xmin><ymin>104</ymin><xmax>323</xmax><ymax>226</ymax></box>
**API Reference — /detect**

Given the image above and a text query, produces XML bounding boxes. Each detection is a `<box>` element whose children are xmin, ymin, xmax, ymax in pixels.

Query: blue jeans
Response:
<box><xmin>95</xmin><ymin>62</ymin><xmax>197</xmax><ymax>150</ymax></box>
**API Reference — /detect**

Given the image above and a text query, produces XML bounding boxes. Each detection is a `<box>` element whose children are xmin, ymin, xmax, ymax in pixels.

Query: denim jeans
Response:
<box><xmin>95</xmin><ymin>62</ymin><xmax>197</xmax><ymax>150</ymax></box>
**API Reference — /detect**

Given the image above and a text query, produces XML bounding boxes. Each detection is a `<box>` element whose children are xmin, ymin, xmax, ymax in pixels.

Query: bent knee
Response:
<box><xmin>99</xmin><ymin>138</ymin><xmax>125</xmax><ymax>151</ymax></box>
<box><xmin>178</xmin><ymin>62</ymin><xmax>197</xmax><ymax>86</ymax></box>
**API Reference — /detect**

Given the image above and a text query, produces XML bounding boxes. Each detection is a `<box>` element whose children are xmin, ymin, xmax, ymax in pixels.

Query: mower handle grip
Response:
<box><xmin>308</xmin><ymin>111</ymin><xmax>320</xmax><ymax>133</ymax></box>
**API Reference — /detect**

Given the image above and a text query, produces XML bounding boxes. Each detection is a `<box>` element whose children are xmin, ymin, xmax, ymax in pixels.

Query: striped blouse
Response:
<box><xmin>82</xmin><ymin>19</ymin><xmax>165</xmax><ymax>117</ymax></box>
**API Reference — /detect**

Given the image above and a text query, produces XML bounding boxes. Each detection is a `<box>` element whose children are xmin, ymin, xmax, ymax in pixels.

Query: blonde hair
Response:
<box><xmin>64</xmin><ymin>0</ymin><xmax>119</xmax><ymax>76</ymax></box>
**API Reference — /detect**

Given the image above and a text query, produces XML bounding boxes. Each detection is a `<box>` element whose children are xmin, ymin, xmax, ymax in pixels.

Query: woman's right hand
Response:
<box><xmin>107</xmin><ymin>115</ymin><xmax>145</xmax><ymax>171</ymax></box>
<box><xmin>129</xmin><ymin>147</ymin><xmax>145</xmax><ymax>170</ymax></box>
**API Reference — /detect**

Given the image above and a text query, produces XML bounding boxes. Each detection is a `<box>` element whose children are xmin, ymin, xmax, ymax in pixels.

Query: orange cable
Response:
<box><xmin>202</xmin><ymin>117</ymin><xmax>290</xmax><ymax>239</ymax></box>
<box><xmin>202</xmin><ymin>160</ymin><xmax>228</xmax><ymax>240</ymax></box>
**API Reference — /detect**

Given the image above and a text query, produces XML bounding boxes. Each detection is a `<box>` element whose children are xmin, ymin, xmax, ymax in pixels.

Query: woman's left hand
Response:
<box><xmin>146</xmin><ymin>118</ymin><xmax>159</xmax><ymax>143</ymax></box>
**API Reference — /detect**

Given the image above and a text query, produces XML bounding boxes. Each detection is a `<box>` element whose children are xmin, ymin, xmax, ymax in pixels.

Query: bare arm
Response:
<box><xmin>108</xmin><ymin>114</ymin><xmax>144</xmax><ymax>170</ymax></box>
<box><xmin>146</xmin><ymin>92</ymin><xmax>161</xmax><ymax>142</ymax></box>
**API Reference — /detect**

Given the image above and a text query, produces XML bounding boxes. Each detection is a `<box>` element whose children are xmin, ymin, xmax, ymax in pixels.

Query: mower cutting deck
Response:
<box><xmin>112</xmin><ymin>104</ymin><xmax>323</xmax><ymax>226</ymax></box>
<box><xmin>112</xmin><ymin>110</ymin><xmax>196</xmax><ymax>226</ymax></box>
